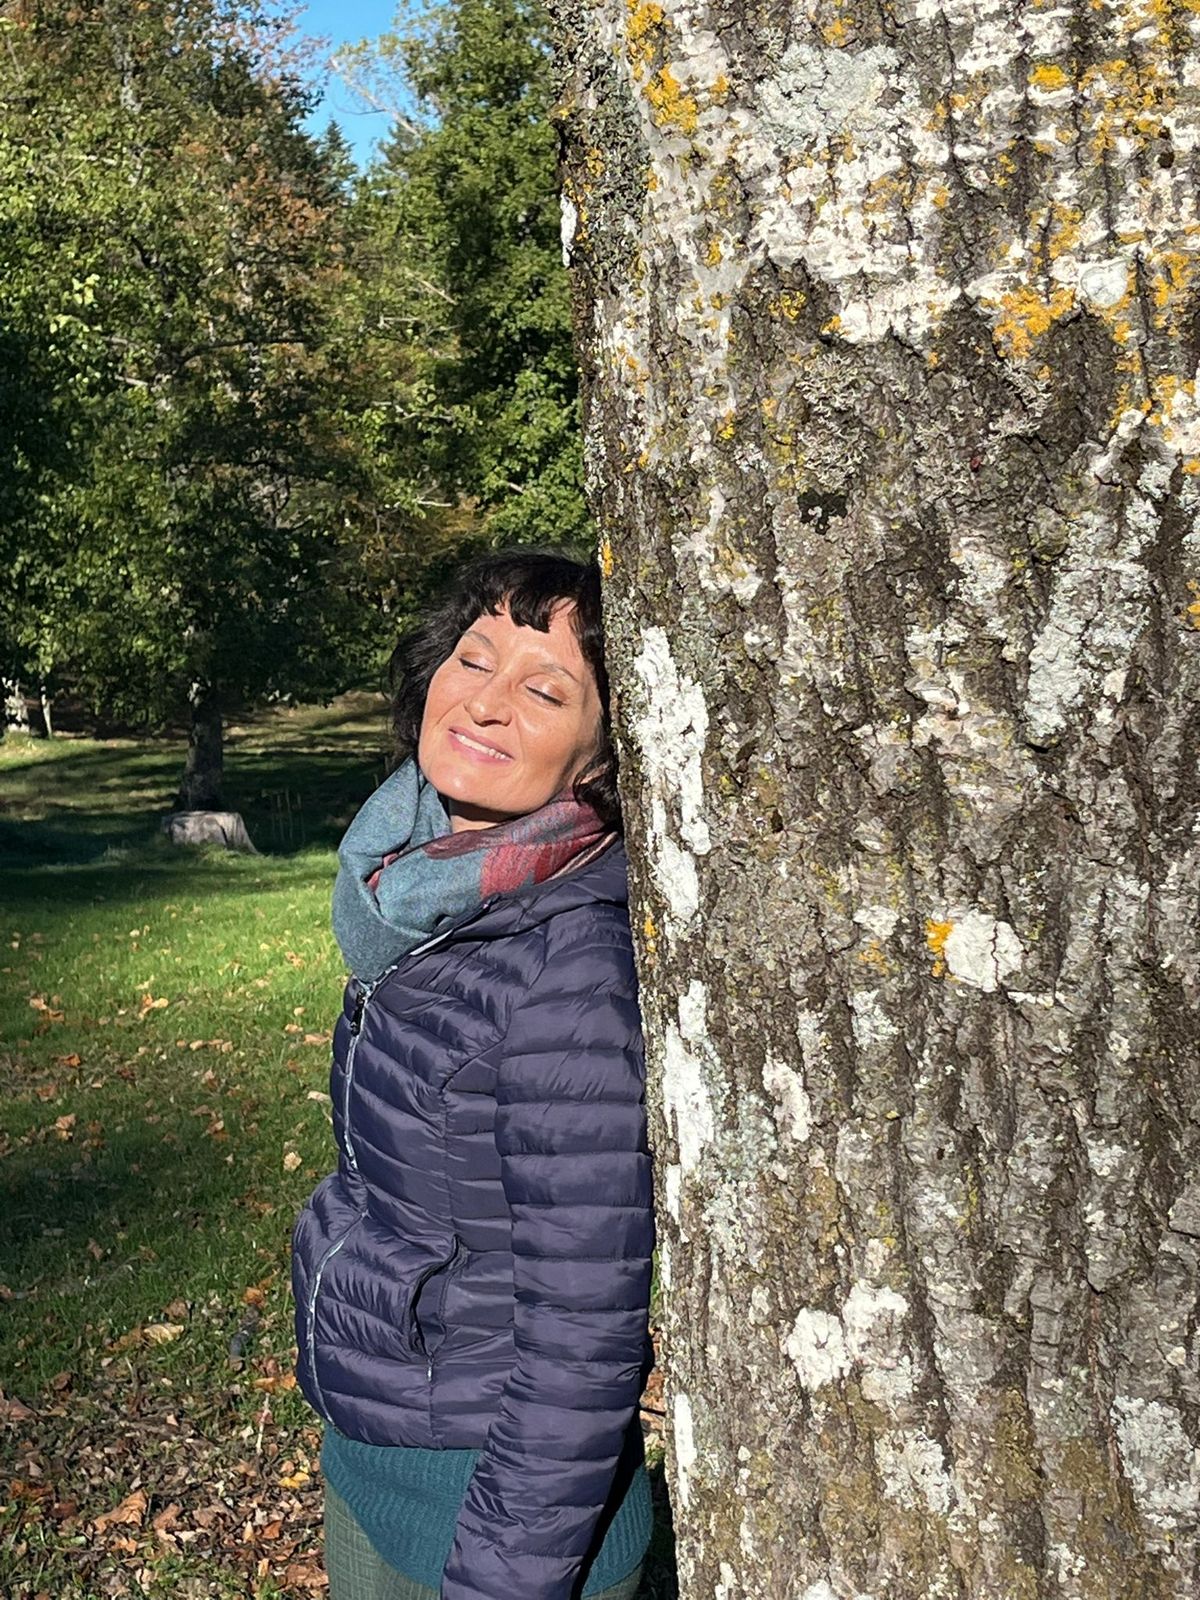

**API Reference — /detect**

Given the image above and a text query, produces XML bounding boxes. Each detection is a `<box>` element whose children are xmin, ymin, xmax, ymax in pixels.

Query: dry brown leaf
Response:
<box><xmin>92</xmin><ymin>1487</ymin><xmax>148</xmax><ymax>1533</ymax></box>
<box><xmin>143</xmin><ymin>1323</ymin><xmax>184</xmax><ymax>1345</ymax></box>
<box><xmin>151</xmin><ymin>1502</ymin><xmax>182</xmax><ymax>1534</ymax></box>
<box><xmin>0</xmin><ymin>1391</ymin><xmax>35</xmax><ymax>1423</ymax></box>
<box><xmin>282</xmin><ymin>1150</ymin><xmax>302</xmax><ymax>1172</ymax></box>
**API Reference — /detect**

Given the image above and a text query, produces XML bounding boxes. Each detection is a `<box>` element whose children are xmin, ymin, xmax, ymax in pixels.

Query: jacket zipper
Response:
<box><xmin>305</xmin><ymin>1223</ymin><xmax>363</xmax><ymax>1422</ymax></box>
<box><xmin>340</xmin><ymin>897</ymin><xmax>498</xmax><ymax>1172</ymax></box>
<box><xmin>311</xmin><ymin>897</ymin><xmax>497</xmax><ymax>1408</ymax></box>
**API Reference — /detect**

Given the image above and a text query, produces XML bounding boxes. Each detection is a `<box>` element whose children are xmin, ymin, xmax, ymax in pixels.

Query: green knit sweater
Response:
<box><xmin>321</xmin><ymin>1424</ymin><xmax>652</xmax><ymax>1595</ymax></box>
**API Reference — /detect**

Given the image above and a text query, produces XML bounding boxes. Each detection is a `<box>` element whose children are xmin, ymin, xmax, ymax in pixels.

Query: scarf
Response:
<box><xmin>331</xmin><ymin>755</ymin><xmax>618</xmax><ymax>983</ymax></box>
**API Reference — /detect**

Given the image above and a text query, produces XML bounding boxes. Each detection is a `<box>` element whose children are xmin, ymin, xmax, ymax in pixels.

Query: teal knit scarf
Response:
<box><xmin>331</xmin><ymin>755</ymin><xmax>616</xmax><ymax>983</ymax></box>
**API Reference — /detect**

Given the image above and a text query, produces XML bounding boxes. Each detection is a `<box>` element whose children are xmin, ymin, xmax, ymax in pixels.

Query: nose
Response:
<box><xmin>464</xmin><ymin>670</ymin><xmax>513</xmax><ymax>723</ymax></box>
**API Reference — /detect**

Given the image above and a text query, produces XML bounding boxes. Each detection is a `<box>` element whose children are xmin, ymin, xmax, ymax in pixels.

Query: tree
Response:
<box><xmin>550</xmin><ymin>4</ymin><xmax>1200</xmax><ymax>1596</ymax></box>
<box><xmin>339</xmin><ymin>0</ymin><xmax>588</xmax><ymax>551</ymax></box>
<box><xmin>0</xmin><ymin>1</ymin><xmax>373</xmax><ymax>798</ymax></box>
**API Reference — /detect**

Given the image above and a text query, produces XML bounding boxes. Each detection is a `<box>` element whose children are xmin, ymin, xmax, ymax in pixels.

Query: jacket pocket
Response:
<box><xmin>410</xmin><ymin>1233</ymin><xmax>464</xmax><ymax>1359</ymax></box>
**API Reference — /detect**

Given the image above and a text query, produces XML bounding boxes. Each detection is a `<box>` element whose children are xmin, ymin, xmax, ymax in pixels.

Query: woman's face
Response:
<box><xmin>417</xmin><ymin>598</ymin><xmax>604</xmax><ymax>831</ymax></box>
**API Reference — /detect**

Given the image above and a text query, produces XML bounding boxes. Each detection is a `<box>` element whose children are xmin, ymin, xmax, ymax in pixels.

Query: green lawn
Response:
<box><xmin>0</xmin><ymin>700</ymin><xmax>673</xmax><ymax>1599</ymax></box>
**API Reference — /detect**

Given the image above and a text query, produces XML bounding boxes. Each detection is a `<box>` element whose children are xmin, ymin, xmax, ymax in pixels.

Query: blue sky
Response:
<box><xmin>294</xmin><ymin>0</ymin><xmax>402</xmax><ymax>166</ymax></box>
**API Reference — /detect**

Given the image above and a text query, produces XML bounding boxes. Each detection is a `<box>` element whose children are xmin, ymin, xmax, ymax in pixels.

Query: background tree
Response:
<box><xmin>550</xmin><ymin>3</ymin><xmax>1200</xmax><ymax>1597</ymax></box>
<box><xmin>338</xmin><ymin>0</ymin><xmax>587</xmax><ymax>551</ymax></box>
<box><xmin>0</xmin><ymin>0</ymin><xmax>373</xmax><ymax>801</ymax></box>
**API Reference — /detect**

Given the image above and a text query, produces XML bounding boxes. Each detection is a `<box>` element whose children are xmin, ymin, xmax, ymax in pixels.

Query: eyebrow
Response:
<box><xmin>461</xmin><ymin>627</ymin><xmax>582</xmax><ymax>685</ymax></box>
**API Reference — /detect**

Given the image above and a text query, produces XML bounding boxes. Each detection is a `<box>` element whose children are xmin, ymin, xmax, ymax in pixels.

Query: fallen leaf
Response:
<box><xmin>0</xmin><ymin>1391</ymin><xmax>35</xmax><ymax>1422</ymax></box>
<box><xmin>283</xmin><ymin>1150</ymin><xmax>302</xmax><ymax>1172</ymax></box>
<box><xmin>143</xmin><ymin>1323</ymin><xmax>184</xmax><ymax>1345</ymax></box>
<box><xmin>93</xmin><ymin>1487</ymin><xmax>148</xmax><ymax>1534</ymax></box>
<box><xmin>53</xmin><ymin>1114</ymin><xmax>76</xmax><ymax>1139</ymax></box>
<box><xmin>55</xmin><ymin>1053</ymin><xmax>82</xmax><ymax>1068</ymax></box>
<box><xmin>303</xmin><ymin>1032</ymin><xmax>330</xmax><ymax>1046</ymax></box>
<box><xmin>152</xmin><ymin>1502</ymin><xmax>181</xmax><ymax>1534</ymax></box>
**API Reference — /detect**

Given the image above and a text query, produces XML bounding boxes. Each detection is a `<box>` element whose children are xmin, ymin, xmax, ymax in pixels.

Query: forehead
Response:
<box><xmin>464</xmin><ymin>601</ymin><xmax>586</xmax><ymax>662</ymax></box>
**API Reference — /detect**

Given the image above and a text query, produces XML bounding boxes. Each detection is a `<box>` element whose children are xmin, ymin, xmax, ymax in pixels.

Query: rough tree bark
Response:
<box><xmin>175</xmin><ymin>679</ymin><xmax>224</xmax><ymax>812</ymax></box>
<box><xmin>549</xmin><ymin>4</ymin><xmax>1200</xmax><ymax>1597</ymax></box>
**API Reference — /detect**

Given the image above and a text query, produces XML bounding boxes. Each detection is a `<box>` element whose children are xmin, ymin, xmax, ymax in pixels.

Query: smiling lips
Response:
<box><xmin>448</xmin><ymin>727</ymin><xmax>513</xmax><ymax>763</ymax></box>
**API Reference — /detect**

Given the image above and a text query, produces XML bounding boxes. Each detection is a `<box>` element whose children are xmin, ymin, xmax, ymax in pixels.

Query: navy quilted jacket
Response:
<box><xmin>291</xmin><ymin>836</ymin><xmax>656</xmax><ymax>1600</ymax></box>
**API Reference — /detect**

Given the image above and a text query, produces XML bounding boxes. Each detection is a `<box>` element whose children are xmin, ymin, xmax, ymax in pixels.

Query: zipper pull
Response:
<box><xmin>349</xmin><ymin>989</ymin><xmax>367</xmax><ymax>1036</ymax></box>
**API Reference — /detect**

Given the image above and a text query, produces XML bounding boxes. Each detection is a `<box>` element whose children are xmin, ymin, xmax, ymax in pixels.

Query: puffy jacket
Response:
<box><xmin>291</xmin><ymin>835</ymin><xmax>656</xmax><ymax>1600</ymax></box>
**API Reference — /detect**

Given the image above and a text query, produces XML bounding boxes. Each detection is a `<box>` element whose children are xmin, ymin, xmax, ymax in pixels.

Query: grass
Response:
<box><xmin>0</xmin><ymin>699</ymin><xmax>675</xmax><ymax>1599</ymax></box>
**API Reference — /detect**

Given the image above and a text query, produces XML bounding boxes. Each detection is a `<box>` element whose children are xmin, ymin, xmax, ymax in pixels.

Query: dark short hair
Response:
<box><xmin>388</xmin><ymin>546</ymin><xmax>622</xmax><ymax>831</ymax></box>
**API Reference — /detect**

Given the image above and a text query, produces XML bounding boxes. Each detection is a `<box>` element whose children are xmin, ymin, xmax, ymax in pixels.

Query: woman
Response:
<box><xmin>291</xmin><ymin>547</ymin><xmax>657</xmax><ymax>1600</ymax></box>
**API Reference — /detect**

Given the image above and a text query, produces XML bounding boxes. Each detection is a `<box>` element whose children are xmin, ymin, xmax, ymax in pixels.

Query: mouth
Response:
<box><xmin>448</xmin><ymin>727</ymin><xmax>514</xmax><ymax>763</ymax></box>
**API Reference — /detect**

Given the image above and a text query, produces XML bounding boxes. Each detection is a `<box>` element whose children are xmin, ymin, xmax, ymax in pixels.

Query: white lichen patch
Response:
<box><xmin>783</xmin><ymin>1308</ymin><xmax>851</xmax><ymax>1391</ymax></box>
<box><xmin>874</xmin><ymin>1429</ymin><xmax>956</xmax><ymax>1516</ymax></box>
<box><xmin>939</xmin><ymin>909</ymin><xmax>1025</xmax><ymax>991</ymax></box>
<box><xmin>672</xmin><ymin>1390</ymin><xmax>698</xmax><ymax>1510</ymax></box>
<box><xmin>661</xmin><ymin>981</ymin><xmax>717</xmax><ymax>1176</ymax></box>
<box><xmin>785</xmin><ymin>1278</ymin><xmax>913</xmax><ymax>1401</ymax></box>
<box><xmin>849</xmin><ymin>987</ymin><xmax>900</xmax><ymax>1046</ymax></box>
<box><xmin>631</xmin><ymin>628</ymin><xmax>711</xmax><ymax>937</ymax></box>
<box><xmin>559</xmin><ymin>191</ymin><xmax>578</xmax><ymax>267</ymax></box>
<box><xmin>1112</xmin><ymin>1396</ymin><xmax>1200</xmax><ymax>1525</ymax></box>
<box><xmin>762</xmin><ymin>1049</ymin><xmax>812</xmax><ymax>1142</ymax></box>
<box><xmin>757</xmin><ymin>42</ymin><xmax>900</xmax><ymax>148</ymax></box>
<box><xmin>853</xmin><ymin>903</ymin><xmax>900</xmax><ymax>941</ymax></box>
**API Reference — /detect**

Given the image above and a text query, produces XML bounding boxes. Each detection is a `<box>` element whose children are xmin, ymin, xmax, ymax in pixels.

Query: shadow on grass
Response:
<box><xmin>0</xmin><ymin>745</ymin><xmax>387</xmax><ymax>866</ymax></box>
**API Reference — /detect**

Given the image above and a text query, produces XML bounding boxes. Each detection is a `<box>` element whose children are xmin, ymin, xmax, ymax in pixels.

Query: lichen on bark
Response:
<box><xmin>550</xmin><ymin>2</ymin><xmax>1200</xmax><ymax>1596</ymax></box>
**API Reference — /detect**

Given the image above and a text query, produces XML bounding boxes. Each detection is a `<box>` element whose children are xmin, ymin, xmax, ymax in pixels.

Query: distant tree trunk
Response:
<box><xmin>175</xmin><ymin>680</ymin><xmax>224</xmax><ymax>811</ymax></box>
<box><xmin>551</xmin><ymin>5</ymin><xmax>1200</xmax><ymax>1598</ymax></box>
<box><xmin>38</xmin><ymin>682</ymin><xmax>54</xmax><ymax>739</ymax></box>
<box><xmin>2</xmin><ymin>679</ymin><xmax>30</xmax><ymax>734</ymax></box>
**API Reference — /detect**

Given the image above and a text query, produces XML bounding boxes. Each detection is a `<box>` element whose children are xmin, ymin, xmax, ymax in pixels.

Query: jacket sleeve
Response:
<box><xmin>440</xmin><ymin>920</ymin><xmax>655</xmax><ymax>1600</ymax></box>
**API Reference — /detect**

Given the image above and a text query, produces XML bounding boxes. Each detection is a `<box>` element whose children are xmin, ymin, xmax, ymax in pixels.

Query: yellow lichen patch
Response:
<box><xmin>986</xmin><ymin>285</ymin><xmax>1075</xmax><ymax>362</ymax></box>
<box><xmin>710</xmin><ymin>73</ymin><xmax>730</xmax><ymax>104</ymax></box>
<box><xmin>1183</xmin><ymin>458</ymin><xmax>1200</xmax><ymax>475</ymax></box>
<box><xmin>1147</xmin><ymin>373</ymin><xmax>1196</xmax><ymax>425</ymax></box>
<box><xmin>599</xmin><ymin>535</ymin><xmax>614</xmax><ymax>579</ymax></box>
<box><xmin>856</xmin><ymin>938</ymin><xmax>892</xmax><ymax>974</ymax></box>
<box><xmin>821</xmin><ymin>313</ymin><xmax>843</xmax><ymax>336</ymax></box>
<box><xmin>926</xmin><ymin>919</ymin><xmax>953</xmax><ymax>979</ymax></box>
<box><xmin>705</xmin><ymin>234</ymin><xmax>724</xmax><ymax>267</ymax></box>
<box><xmin>1183</xmin><ymin>580</ymin><xmax>1200</xmax><ymax>628</ymax></box>
<box><xmin>642</xmin><ymin>910</ymin><xmax>658</xmax><ymax>959</ymax></box>
<box><xmin>716</xmin><ymin>408</ymin><xmax>737</xmax><ymax>441</ymax></box>
<box><xmin>822</xmin><ymin>16</ymin><xmax>855</xmax><ymax>46</ymax></box>
<box><xmin>1028</xmin><ymin>63</ymin><xmax>1071</xmax><ymax>92</ymax></box>
<box><xmin>626</xmin><ymin>0</ymin><xmax>665</xmax><ymax>78</ymax></box>
<box><xmin>926</xmin><ymin>348</ymin><xmax>941</xmax><ymax>368</ymax></box>
<box><xmin>645</xmin><ymin>66</ymin><xmax>699</xmax><ymax>135</ymax></box>
<box><xmin>768</xmin><ymin>288</ymin><xmax>808</xmax><ymax>321</ymax></box>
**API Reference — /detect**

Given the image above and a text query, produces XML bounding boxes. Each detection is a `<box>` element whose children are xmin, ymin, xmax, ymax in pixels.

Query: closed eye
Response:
<box><xmin>458</xmin><ymin>658</ymin><xmax>562</xmax><ymax>706</ymax></box>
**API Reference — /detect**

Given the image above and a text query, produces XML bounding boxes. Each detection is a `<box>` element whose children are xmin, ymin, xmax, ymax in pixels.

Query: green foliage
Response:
<box><xmin>343</xmin><ymin>0</ymin><xmax>588</xmax><ymax>555</ymax></box>
<box><xmin>0</xmin><ymin>1</ymin><xmax>375</xmax><ymax>721</ymax></box>
<box><xmin>0</xmin><ymin>0</ymin><xmax>590</xmax><ymax>741</ymax></box>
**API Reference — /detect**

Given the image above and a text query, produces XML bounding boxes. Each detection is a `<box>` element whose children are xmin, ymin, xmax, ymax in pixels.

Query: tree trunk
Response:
<box><xmin>550</xmin><ymin>5</ymin><xmax>1200</xmax><ymax>1598</ymax></box>
<box><xmin>3</xmin><ymin>678</ymin><xmax>30</xmax><ymax>734</ymax></box>
<box><xmin>176</xmin><ymin>680</ymin><xmax>224</xmax><ymax>811</ymax></box>
<box><xmin>39</xmin><ymin>682</ymin><xmax>54</xmax><ymax>739</ymax></box>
